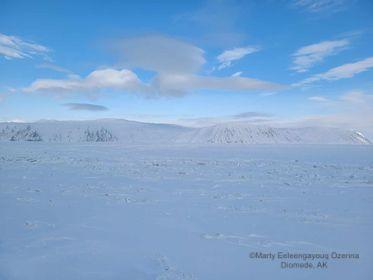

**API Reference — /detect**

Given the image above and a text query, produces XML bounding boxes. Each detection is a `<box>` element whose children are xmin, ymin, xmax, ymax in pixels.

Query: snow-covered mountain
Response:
<box><xmin>0</xmin><ymin>119</ymin><xmax>370</xmax><ymax>145</ymax></box>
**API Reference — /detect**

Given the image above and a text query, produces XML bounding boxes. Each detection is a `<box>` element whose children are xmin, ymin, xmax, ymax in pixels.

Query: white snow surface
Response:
<box><xmin>0</xmin><ymin>119</ymin><xmax>371</xmax><ymax>144</ymax></box>
<box><xmin>0</xmin><ymin>142</ymin><xmax>373</xmax><ymax>279</ymax></box>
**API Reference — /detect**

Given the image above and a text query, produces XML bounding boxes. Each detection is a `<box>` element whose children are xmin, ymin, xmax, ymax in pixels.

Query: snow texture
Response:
<box><xmin>1</xmin><ymin>142</ymin><xmax>373</xmax><ymax>279</ymax></box>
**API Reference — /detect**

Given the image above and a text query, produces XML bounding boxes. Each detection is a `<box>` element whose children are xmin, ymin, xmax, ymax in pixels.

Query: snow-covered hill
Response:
<box><xmin>0</xmin><ymin>119</ymin><xmax>370</xmax><ymax>144</ymax></box>
<box><xmin>177</xmin><ymin>123</ymin><xmax>371</xmax><ymax>145</ymax></box>
<box><xmin>0</xmin><ymin>119</ymin><xmax>190</xmax><ymax>144</ymax></box>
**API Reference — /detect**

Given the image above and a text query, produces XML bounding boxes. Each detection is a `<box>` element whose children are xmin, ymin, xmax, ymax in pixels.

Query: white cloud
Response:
<box><xmin>308</xmin><ymin>91</ymin><xmax>373</xmax><ymax>106</ymax></box>
<box><xmin>308</xmin><ymin>96</ymin><xmax>329</xmax><ymax>102</ymax></box>
<box><xmin>231</xmin><ymin>71</ymin><xmax>242</xmax><ymax>77</ymax></box>
<box><xmin>37</xmin><ymin>63</ymin><xmax>72</xmax><ymax>74</ymax></box>
<box><xmin>0</xmin><ymin>33</ymin><xmax>50</xmax><ymax>60</ymax></box>
<box><xmin>340</xmin><ymin>90</ymin><xmax>373</xmax><ymax>103</ymax></box>
<box><xmin>23</xmin><ymin>68</ymin><xmax>145</xmax><ymax>93</ymax></box>
<box><xmin>117</xmin><ymin>35</ymin><xmax>205</xmax><ymax>74</ymax></box>
<box><xmin>293</xmin><ymin>0</ymin><xmax>348</xmax><ymax>13</ymax></box>
<box><xmin>291</xmin><ymin>39</ymin><xmax>349</xmax><ymax>72</ymax></box>
<box><xmin>63</xmin><ymin>103</ymin><xmax>109</xmax><ymax>111</ymax></box>
<box><xmin>217</xmin><ymin>46</ymin><xmax>259</xmax><ymax>70</ymax></box>
<box><xmin>293</xmin><ymin>57</ymin><xmax>373</xmax><ymax>86</ymax></box>
<box><xmin>153</xmin><ymin>73</ymin><xmax>282</xmax><ymax>96</ymax></box>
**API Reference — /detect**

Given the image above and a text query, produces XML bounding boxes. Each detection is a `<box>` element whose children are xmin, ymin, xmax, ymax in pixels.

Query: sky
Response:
<box><xmin>1</xmin><ymin>0</ymin><xmax>373</xmax><ymax>135</ymax></box>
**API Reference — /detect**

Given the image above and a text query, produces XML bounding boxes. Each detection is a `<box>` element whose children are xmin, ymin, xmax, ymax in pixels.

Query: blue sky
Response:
<box><xmin>1</xmin><ymin>0</ymin><xmax>373</xmax><ymax>134</ymax></box>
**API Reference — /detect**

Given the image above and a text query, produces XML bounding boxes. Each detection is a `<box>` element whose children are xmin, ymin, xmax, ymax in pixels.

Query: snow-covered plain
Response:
<box><xmin>1</xmin><ymin>142</ymin><xmax>373</xmax><ymax>279</ymax></box>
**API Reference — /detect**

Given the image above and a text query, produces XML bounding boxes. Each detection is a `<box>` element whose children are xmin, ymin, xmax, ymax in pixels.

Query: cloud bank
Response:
<box><xmin>24</xmin><ymin>35</ymin><xmax>282</xmax><ymax>96</ymax></box>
